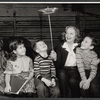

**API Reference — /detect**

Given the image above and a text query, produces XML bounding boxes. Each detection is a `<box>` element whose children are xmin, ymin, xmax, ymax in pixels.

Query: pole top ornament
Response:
<box><xmin>38</xmin><ymin>7</ymin><xmax>58</xmax><ymax>14</ymax></box>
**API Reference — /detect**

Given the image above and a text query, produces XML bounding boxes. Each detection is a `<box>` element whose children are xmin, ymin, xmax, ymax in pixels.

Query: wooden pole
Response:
<box><xmin>48</xmin><ymin>14</ymin><xmax>53</xmax><ymax>51</ymax></box>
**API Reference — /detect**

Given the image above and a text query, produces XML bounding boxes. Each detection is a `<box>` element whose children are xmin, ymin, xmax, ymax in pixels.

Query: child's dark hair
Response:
<box><xmin>0</xmin><ymin>39</ymin><xmax>3</xmax><ymax>50</ymax></box>
<box><xmin>8</xmin><ymin>38</ymin><xmax>24</xmax><ymax>61</ymax></box>
<box><xmin>62</xmin><ymin>26</ymin><xmax>80</xmax><ymax>43</ymax></box>
<box><xmin>33</xmin><ymin>40</ymin><xmax>42</xmax><ymax>52</ymax></box>
<box><xmin>85</xmin><ymin>35</ymin><xmax>98</xmax><ymax>47</ymax></box>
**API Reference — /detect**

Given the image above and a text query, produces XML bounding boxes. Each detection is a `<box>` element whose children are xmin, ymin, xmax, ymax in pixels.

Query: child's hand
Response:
<box><xmin>26</xmin><ymin>72</ymin><xmax>33</xmax><ymax>81</ymax></box>
<box><xmin>4</xmin><ymin>85</ymin><xmax>11</xmax><ymax>93</ymax></box>
<box><xmin>80</xmin><ymin>80</ymin><xmax>86</xmax><ymax>88</ymax></box>
<box><xmin>51</xmin><ymin>78</ymin><xmax>56</xmax><ymax>87</ymax></box>
<box><xmin>24</xmin><ymin>77</ymin><xmax>29</xmax><ymax>80</ymax></box>
<box><xmin>50</xmin><ymin>50</ymin><xmax>57</xmax><ymax>61</ymax></box>
<box><xmin>42</xmin><ymin>78</ymin><xmax>52</xmax><ymax>87</ymax></box>
<box><xmin>82</xmin><ymin>79</ymin><xmax>91</xmax><ymax>90</ymax></box>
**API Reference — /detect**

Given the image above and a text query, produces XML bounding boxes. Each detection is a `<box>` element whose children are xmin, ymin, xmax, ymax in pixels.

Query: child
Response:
<box><xmin>33</xmin><ymin>40</ymin><xmax>60</xmax><ymax>98</ymax></box>
<box><xmin>4</xmin><ymin>39</ymin><xmax>36</xmax><ymax>95</ymax></box>
<box><xmin>0</xmin><ymin>39</ymin><xmax>8</xmax><ymax>93</ymax></box>
<box><xmin>76</xmin><ymin>35</ymin><xmax>100</xmax><ymax>97</ymax></box>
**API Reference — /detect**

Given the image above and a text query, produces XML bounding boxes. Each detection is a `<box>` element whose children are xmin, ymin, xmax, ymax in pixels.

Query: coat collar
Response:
<box><xmin>62</xmin><ymin>42</ymin><xmax>78</xmax><ymax>52</ymax></box>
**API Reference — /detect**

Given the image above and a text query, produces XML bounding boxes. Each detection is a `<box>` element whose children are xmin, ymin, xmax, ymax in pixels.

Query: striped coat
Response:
<box><xmin>34</xmin><ymin>54</ymin><xmax>56</xmax><ymax>80</ymax></box>
<box><xmin>76</xmin><ymin>47</ymin><xmax>99</xmax><ymax>81</ymax></box>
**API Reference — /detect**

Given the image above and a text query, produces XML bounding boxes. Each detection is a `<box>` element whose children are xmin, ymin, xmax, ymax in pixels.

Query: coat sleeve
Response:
<box><xmin>34</xmin><ymin>57</ymin><xmax>42</xmax><ymax>80</ymax></box>
<box><xmin>89</xmin><ymin>51</ymin><xmax>98</xmax><ymax>80</ymax></box>
<box><xmin>76</xmin><ymin>48</ymin><xmax>87</xmax><ymax>81</ymax></box>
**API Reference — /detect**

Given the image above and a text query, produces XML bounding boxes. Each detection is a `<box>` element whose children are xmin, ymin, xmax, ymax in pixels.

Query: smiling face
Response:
<box><xmin>65</xmin><ymin>27</ymin><xmax>76</xmax><ymax>43</ymax></box>
<box><xmin>35</xmin><ymin>41</ymin><xmax>48</xmax><ymax>53</ymax></box>
<box><xmin>14</xmin><ymin>44</ymin><xmax>26</xmax><ymax>56</ymax></box>
<box><xmin>81</xmin><ymin>36</ymin><xmax>94</xmax><ymax>50</ymax></box>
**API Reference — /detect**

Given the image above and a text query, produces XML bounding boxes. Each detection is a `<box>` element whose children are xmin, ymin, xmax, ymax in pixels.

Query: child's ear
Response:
<box><xmin>90</xmin><ymin>45</ymin><xmax>94</xmax><ymax>50</ymax></box>
<box><xmin>13</xmin><ymin>50</ymin><xmax>16</xmax><ymax>54</ymax></box>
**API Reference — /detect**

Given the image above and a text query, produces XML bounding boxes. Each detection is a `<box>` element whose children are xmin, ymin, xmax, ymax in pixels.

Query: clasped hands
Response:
<box><xmin>42</xmin><ymin>78</ymin><xmax>56</xmax><ymax>87</ymax></box>
<box><xmin>80</xmin><ymin>78</ymin><xmax>91</xmax><ymax>90</ymax></box>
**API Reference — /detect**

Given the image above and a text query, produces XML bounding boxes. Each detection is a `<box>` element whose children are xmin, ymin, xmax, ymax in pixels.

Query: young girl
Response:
<box><xmin>50</xmin><ymin>26</ymin><xmax>81</xmax><ymax>97</ymax></box>
<box><xmin>76</xmin><ymin>35</ymin><xmax>100</xmax><ymax>97</ymax></box>
<box><xmin>33</xmin><ymin>40</ymin><xmax>60</xmax><ymax>98</ymax></box>
<box><xmin>0</xmin><ymin>40</ymin><xmax>8</xmax><ymax>93</ymax></box>
<box><xmin>4</xmin><ymin>39</ymin><xmax>36</xmax><ymax>94</ymax></box>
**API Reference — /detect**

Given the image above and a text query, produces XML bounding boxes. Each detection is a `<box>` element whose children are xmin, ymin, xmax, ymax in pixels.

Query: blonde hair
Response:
<box><xmin>62</xmin><ymin>26</ymin><xmax>80</xmax><ymax>43</ymax></box>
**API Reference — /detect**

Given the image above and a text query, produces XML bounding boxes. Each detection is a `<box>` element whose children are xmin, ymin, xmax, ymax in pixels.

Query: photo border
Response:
<box><xmin>0</xmin><ymin>1</ymin><xmax>100</xmax><ymax>100</ymax></box>
<box><xmin>0</xmin><ymin>0</ymin><xmax>100</xmax><ymax>2</ymax></box>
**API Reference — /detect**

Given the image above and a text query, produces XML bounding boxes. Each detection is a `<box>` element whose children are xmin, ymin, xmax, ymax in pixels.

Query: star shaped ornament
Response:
<box><xmin>38</xmin><ymin>7</ymin><xmax>58</xmax><ymax>14</ymax></box>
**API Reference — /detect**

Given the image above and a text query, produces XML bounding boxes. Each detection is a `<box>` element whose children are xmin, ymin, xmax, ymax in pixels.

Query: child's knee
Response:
<box><xmin>36</xmin><ymin>84</ymin><xmax>46</xmax><ymax>91</ymax></box>
<box><xmin>52</xmin><ymin>87</ymin><xmax>60</xmax><ymax>96</ymax></box>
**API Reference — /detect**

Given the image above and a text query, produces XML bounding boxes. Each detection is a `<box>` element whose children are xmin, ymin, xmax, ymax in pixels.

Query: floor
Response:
<box><xmin>0</xmin><ymin>93</ymin><xmax>37</xmax><ymax>98</ymax></box>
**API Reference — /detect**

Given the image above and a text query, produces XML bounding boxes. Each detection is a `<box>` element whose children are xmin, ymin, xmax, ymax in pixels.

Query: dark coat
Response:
<box><xmin>54</xmin><ymin>42</ymin><xmax>78</xmax><ymax>70</ymax></box>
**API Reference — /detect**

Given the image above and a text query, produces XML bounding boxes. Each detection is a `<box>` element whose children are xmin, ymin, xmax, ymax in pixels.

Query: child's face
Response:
<box><xmin>81</xmin><ymin>37</ymin><xmax>93</xmax><ymax>50</ymax></box>
<box><xmin>36</xmin><ymin>41</ymin><xmax>48</xmax><ymax>53</ymax></box>
<box><xmin>65</xmin><ymin>27</ymin><xmax>76</xmax><ymax>43</ymax></box>
<box><xmin>14</xmin><ymin>44</ymin><xmax>26</xmax><ymax>56</ymax></box>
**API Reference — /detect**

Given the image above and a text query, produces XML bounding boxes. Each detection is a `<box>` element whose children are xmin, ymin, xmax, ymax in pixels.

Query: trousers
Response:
<box><xmin>80</xmin><ymin>69</ymin><xmax>100</xmax><ymax>98</ymax></box>
<box><xmin>34</xmin><ymin>78</ymin><xmax>60</xmax><ymax>98</ymax></box>
<box><xmin>56</xmin><ymin>66</ymin><xmax>81</xmax><ymax>98</ymax></box>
